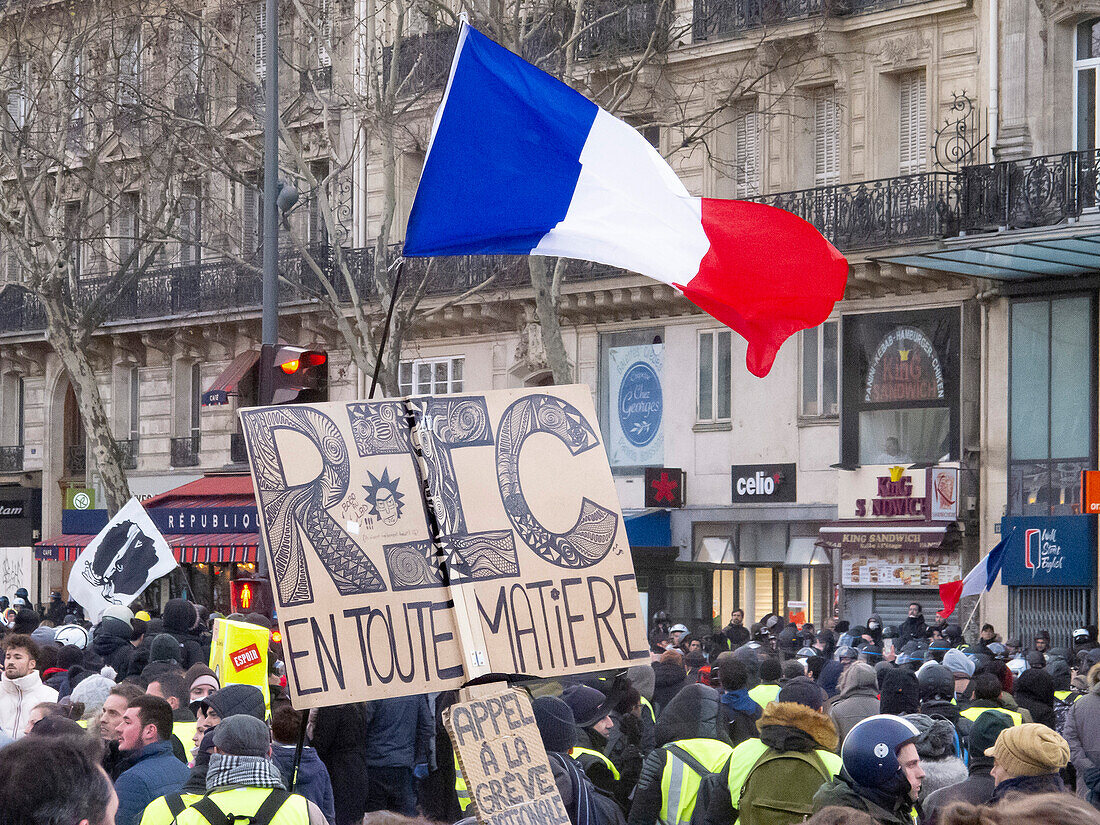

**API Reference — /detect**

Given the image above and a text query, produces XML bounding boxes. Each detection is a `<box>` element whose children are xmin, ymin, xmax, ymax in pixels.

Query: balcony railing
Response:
<box><xmin>577</xmin><ymin>0</ymin><xmax>665</xmax><ymax>59</ymax></box>
<box><xmin>383</xmin><ymin>29</ymin><xmax>458</xmax><ymax>96</ymax></box>
<box><xmin>171</xmin><ymin>435</ymin><xmax>201</xmax><ymax>468</ymax></box>
<box><xmin>117</xmin><ymin>438</ymin><xmax>138</xmax><ymax>470</ymax></box>
<box><xmin>66</xmin><ymin>445</ymin><xmax>86</xmax><ymax>476</ymax></box>
<box><xmin>693</xmin><ymin>0</ymin><xmax>933</xmax><ymax>41</ymax></box>
<box><xmin>0</xmin><ymin>445</ymin><xmax>22</xmax><ymax>473</ymax></box>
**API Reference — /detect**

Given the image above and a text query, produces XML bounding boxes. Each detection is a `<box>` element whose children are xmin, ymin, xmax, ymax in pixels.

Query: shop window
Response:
<box><xmin>801</xmin><ymin>320</ymin><xmax>838</xmax><ymax>418</ymax></box>
<box><xmin>1009</xmin><ymin>295</ymin><xmax>1095</xmax><ymax>515</ymax></box>
<box><xmin>399</xmin><ymin>356</ymin><xmax>464</xmax><ymax>395</ymax></box>
<box><xmin>1076</xmin><ymin>19</ymin><xmax>1100</xmax><ymax>150</ymax></box>
<box><xmin>697</xmin><ymin>329</ymin><xmax>731</xmax><ymax>423</ymax></box>
<box><xmin>840</xmin><ymin>308</ymin><xmax>961</xmax><ymax>467</ymax></box>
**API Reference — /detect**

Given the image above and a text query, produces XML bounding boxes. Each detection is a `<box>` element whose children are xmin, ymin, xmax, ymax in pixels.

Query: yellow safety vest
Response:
<box><xmin>139</xmin><ymin>793</ymin><xmax>203</xmax><ymax>825</ymax></box>
<box><xmin>747</xmin><ymin>684</ymin><xmax>781</xmax><ymax>708</ymax></box>
<box><xmin>659</xmin><ymin>738</ymin><xmax>734</xmax><ymax>825</ymax></box>
<box><xmin>173</xmin><ymin>787</ymin><xmax>309</xmax><ymax>825</ymax></box>
<box><xmin>960</xmin><ymin>706</ymin><xmax>1023</xmax><ymax>726</ymax></box>
<box><xmin>1055</xmin><ymin>690</ymin><xmax>1079</xmax><ymax>703</ymax></box>
<box><xmin>570</xmin><ymin>747</ymin><xmax>622</xmax><ymax>781</ymax></box>
<box><xmin>725</xmin><ymin>737</ymin><xmax>843</xmax><ymax>814</ymax></box>
<box><xmin>455</xmin><ymin>751</ymin><xmax>472</xmax><ymax>812</ymax></box>
<box><xmin>641</xmin><ymin>697</ymin><xmax>656</xmax><ymax>725</ymax></box>
<box><xmin>173</xmin><ymin>720</ymin><xmax>199</xmax><ymax>763</ymax></box>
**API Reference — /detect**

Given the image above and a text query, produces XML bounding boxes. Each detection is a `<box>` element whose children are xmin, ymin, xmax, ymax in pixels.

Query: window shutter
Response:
<box><xmin>7</xmin><ymin>61</ymin><xmax>26</xmax><ymax>129</ymax></box>
<box><xmin>254</xmin><ymin>2</ymin><xmax>267</xmax><ymax>80</ymax></box>
<box><xmin>318</xmin><ymin>0</ymin><xmax>332</xmax><ymax>68</ymax></box>
<box><xmin>118</xmin><ymin>193</ymin><xmax>138</xmax><ymax>263</ymax></box>
<box><xmin>734</xmin><ymin>105</ymin><xmax>760</xmax><ymax>197</ymax></box>
<box><xmin>814</xmin><ymin>88</ymin><xmax>839</xmax><ymax>186</ymax></box>
<box><xmin>242</xmin><ymin>181</ymin><xmax>259</xmax><ymax>254</ymax></box>
<box><xmin>898</xmin><ymin>72</ymin><xmax>927</xmax><ymax>175</ymax></box>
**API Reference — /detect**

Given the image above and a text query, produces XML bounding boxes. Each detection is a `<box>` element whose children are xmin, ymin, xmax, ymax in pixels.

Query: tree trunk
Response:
<box><xmin>42</xmin><ymin>297</ymin><xmax>131</xmax><ymax>515</ymax></box>
<box><xmin>529</xmin><ymin>257</ymin><xmax>572</xmax><ymax>384</ymax></box>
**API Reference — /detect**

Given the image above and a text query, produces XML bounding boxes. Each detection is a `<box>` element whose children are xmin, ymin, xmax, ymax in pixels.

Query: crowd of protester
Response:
<box><xmin>3</xmin><ymin>590</ymin><xmax>1100</xmax><ymax>825</ymax></box>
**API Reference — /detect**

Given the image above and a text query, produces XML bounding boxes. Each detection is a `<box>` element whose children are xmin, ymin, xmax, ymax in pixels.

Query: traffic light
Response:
<box><xmin>230</xmin><ymin>577</ymin><xmax>273</xmax><ymax>616</ymax></box>
<box><xmin>271</xmin><ymin>345</ymin><xmax>328</xmax><ymax>404</ymax></box>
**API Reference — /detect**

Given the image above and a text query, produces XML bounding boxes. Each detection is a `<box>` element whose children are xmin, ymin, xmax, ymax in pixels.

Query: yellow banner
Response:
<box><xmin>209</xmin><ymin>618</ymin><xmax>271</xmax><ymax>714</ymax></box>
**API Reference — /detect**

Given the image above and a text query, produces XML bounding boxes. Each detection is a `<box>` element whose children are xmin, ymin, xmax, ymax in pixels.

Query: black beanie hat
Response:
<box><xmin>533</xmin><ymin>695</ymin><xmax>576</xmax><ymax>754</ymax></box>
<box><xmin>879</xmin><ymin>669</ymin><xmax>920</xmax><ymax>715</ymax></box>
<box><xmin>777</xmin><ymin>676</ymin><xmax>827</xmax><ymax>710</ymax></box>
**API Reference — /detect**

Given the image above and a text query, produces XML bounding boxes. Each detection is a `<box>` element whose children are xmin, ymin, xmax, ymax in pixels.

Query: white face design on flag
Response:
<box><xmin>67</xmin><ymin>498</ymin><xmax>178</xmax><ymax>623</ymax></box>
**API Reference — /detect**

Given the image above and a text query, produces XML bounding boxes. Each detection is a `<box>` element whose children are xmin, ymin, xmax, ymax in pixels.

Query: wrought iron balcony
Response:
<box><xmin>577</xmin><ymin>0</ymin><xmax>665</xmax><ymax>59</ymax></box>
<box><xmin>117</xmin><ymin>438</ymin><xmax>138</xmax><ymax>470</ymax></box>
<box><xmin>171</xmin><ymin>435</ymin><xmax>201</xmax><ymax>468</ymax></box>
<box><xmin>230</xmin><ymin>432</ymin><xmax>248</xmax><ymax>464</ymax></box>
<box><xmin>66</xmin><ymin>444</ymin><xmax>86</xmax><ymax>476</ymax></box>
<box><xmin>0</xmin><ymin>445</ymin><xmax>22</xmax><ymax>473</ymax></box>
<box><xmin>693</xmin><ymin>0</ymin><xmax>932</xmax><ymax>41</ymax></box>
<box><xmin>383</xmin><ymin>28</ymin><xmax>458</xmax><ymax>96</ymax></box>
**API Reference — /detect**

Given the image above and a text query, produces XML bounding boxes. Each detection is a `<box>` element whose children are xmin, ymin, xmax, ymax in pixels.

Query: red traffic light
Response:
<box><xmin>279</xmin><ymin>352</ymin><xmax>327</xmax><ymax>375</ymax></box>
<box><xmin>270</xmin><ymin>346</ymin><xmax>329</xmax><ymax>404</ymax></box>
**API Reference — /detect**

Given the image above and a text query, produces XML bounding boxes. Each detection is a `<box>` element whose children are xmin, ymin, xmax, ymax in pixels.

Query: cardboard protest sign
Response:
<box><xmin>444</xmin><ymin>685</ymin><xmax>571</xmax><ymax>825</ymax></box>
<box><xmin>209</xmin><ymin>617</ymin><xmax>272</xmax><ymax>713</ymax></box>
<box><xmin>67</xmin><ymin>498</ymin><xmax>178</xmax><ymax>623</ymax></box>
<box><xmin>238</xmin><ymin>385</ymin><xmax>648</xmax><ymax>708</ymax></box>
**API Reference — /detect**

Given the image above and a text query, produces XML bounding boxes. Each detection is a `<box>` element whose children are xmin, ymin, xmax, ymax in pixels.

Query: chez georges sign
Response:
<box><xmin>1000</xmin><ymin>516</ymin><xmax>1096</xmax><ymax>587</ymax></box>
<box><xmin>837</xmin><ymin>465</ymin><xmax>959</xmax><ymax>522</ymax></box>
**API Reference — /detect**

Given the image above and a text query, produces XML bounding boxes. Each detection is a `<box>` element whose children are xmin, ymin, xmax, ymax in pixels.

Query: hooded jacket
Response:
<box><xmin>1063</xmin><ymin>672</ymin><xmax>1100</xmax><ymax>799</ymax></box>
<box><xmin>899</xmin><ymin>616</ymin><xmax>928</xmax><ymax>646</ymax></box>
<box><xmin>312</xmin><ymin>703</ymin><xmax>371</xmax><ymax>825</ymax></box>
<box><xmin>628</xmin><ymin>685</ymin><xmax>731</xmax><ymax>825</ymax></box>
<box><xmin>1013</xmin><ymin>669</ymin><xmax>1057</xmax><ymax>730</ymax></box>
<box><xmin>719</xmin><ymin>689</ymin><xmax>761</xmax><ymax>747</ymax></box>
<box><xmin>90</xmin><ymin>617</ymin><xmax>135</xmax><ymax>679</ymax></box>
<box><xmin>652</xmin><ymin>659</ymin><xmax>690</xmax><ymax>716</ymax></box>
<box><xmin>829</xmin><ymin>663</ymin><xmax>880</xmax><ymax>743</ymax></box>
<box><xmin>704</xmin><ymin>701</ymin><xmax>842</xmax><ymax>825</ymax></box>
<box><xmin>161</xmin><ymin>599</ymin><xmax>207</xmax><ymax>668</ymax></box>
<box><xmin>0</xmin><ymin>668</ymin><xmax>58</xmax><ymax>740</ymax></box>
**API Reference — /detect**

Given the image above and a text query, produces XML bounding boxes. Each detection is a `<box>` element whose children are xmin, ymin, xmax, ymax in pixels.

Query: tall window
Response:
<box><xmin>1076</xmin><ymin>19</ymin><xmax>1100</xmax><ymax>150</ymax></box>
<box><xmin>180</xmin><ymin>180</ymin><xmax>201</xmax><ymax>266</ymax></box>
<box><xmin>898</xmin><ymin>71</ymin><xmax>927</xmax><ymax>174</ymax></box>
<box><xmin>308</xmin><ymin>160</ymin><xmax>329</xmax><ymax>246</ymax></box>
<box><xmin>399</xmin><ymin>357</ymin><xmax>464</xmax><ymax>395</ymax></box>
<box><xmin>733</xmin><ymin>104</ymin><xmax>760</xmax><ymax>198</ymax></box>
<box><xmin>190</xmin><ymin>362</ymin><xmax>202</xmax><ymax>441</ymax></box>
<box><xmin>129</xmin><ymin>366</ymin><xmax>140</xmax><ymax>443</ymax></box>
<box><xmin>117</xmin><ymin>192</ymin><xmax>139</xmax><ymax>265</ymax></box>
<box><xmin>801</xmin><ymin>320</ymin><xmax>838</xmax><ymax>417</ymax></box>
<box><xmin>254</xmin><ymin>1</ymin><xmax>267</xmax><ymax>81</ymax></box>
<box><xmin>1009</xmin><ymin>296</ymin><xmax>1095</xmax><ymax>515</ymax></box>
<box><xmin>181</xmin><ymin>24</ymin><xmax>201</xmax><ymax>97</ymax></box>
<box><xmin>6</xmin><ymin>60</ymin><xmax>27</xmax><ymax>129</ymax></box>
<box><xmin>118</xmin><ymin>33</ymin><xmax>141</xmax><ymax>106</ymax></box>
<box><xmin>71</xmin><ymin>53</ymin><xmax>83</xmax><ymax>122</ymax></box>
<box><xmin>65</xmin><ymin>201</ymin><xmax>82</xmax><ymax>277</ymax></box>
<box><xmin>698</xmin><ymin>329</ymin><xmax>731</xmax><ymax>422</ymax></box>
<box><xmin>242</xmin><ymin>174</ymin><xmax>262</xmax><ymax>255</ymax></box>
<box><xmin>3</xmin><ymin>375</ymin><xmax>25</xmax><ymax>447</ymax></box>
<box><xmin>813</xmin><ymin>88</ymin><xmax>839</xmax><ymax>186</ymax></box>
<box><xmin>317</xmin><ymin>0</ymin><xmax>333</xmax><ymax>69</ymax></box>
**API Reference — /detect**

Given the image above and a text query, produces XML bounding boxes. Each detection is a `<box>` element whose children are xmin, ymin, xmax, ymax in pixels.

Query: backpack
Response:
<box><xmin>177</xmin><ymin>789</ymin><xmax>292</xmax><ymax>825</ymax></box>
<box><xmin>735</xmin><ymin>749</ymin><xmax>831</xmax><ymax>825</ymax></box>
<box><xmin>662</xmin><ymin>745</ymin><xmax>731</xmax><ymax>825</ymax></box>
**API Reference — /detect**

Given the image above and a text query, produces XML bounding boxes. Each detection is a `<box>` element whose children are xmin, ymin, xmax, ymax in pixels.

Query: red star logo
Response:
<box><xmin>650</xmin><ymin>471</ymin><xmax>679</xmax><ymax>504</ymax></box>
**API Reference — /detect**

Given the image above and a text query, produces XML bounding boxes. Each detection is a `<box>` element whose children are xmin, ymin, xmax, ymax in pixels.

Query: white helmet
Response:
<box><xmin>54</xmin><ymin>623</ymin><xmax>90</xmax><ymax>649</ymax></box>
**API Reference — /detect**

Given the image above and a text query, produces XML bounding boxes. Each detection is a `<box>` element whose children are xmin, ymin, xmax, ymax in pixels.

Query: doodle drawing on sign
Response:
<box><xmin>83</xmin><ymin>521</ymin><xmax>158</xmax><ymax>602</ymax></box>
<box><xmin>364</xmin><ymin>469</ymin><xmax>404</xmax><ymax>526</ymax></box>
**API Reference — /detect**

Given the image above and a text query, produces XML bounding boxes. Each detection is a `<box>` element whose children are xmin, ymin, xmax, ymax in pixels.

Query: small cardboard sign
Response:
<box><xmin>444</xmin><ymin>685</ymin><xmax>571</xmax><ymax>825</ymax></box>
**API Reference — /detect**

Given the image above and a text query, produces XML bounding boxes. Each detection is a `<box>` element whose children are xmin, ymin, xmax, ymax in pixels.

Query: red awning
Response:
<box><xmin>36</xmin><ymin>532</ymin><xmax>259</xmax><ymax>563</ymax></box>
<box><xmin>202</xmin><ymin>350</ymin><xmax>260</xmax><ymax>406</ymax></box>
<box><xmin>142</xmin><ymin>474</ymin><xmax>256</xmax><ymax>508</ymax></box>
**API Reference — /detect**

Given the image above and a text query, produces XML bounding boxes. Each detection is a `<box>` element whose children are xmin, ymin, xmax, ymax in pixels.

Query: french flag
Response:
<box><xmin>937</xmin><ymin>529</ymin><xmax>1014</xmax><ymax>619</ymax></box>
<box><xmin>403</xmin><ymin>23</ymin><xmax>848</xmax><ymax>378</ymax></box>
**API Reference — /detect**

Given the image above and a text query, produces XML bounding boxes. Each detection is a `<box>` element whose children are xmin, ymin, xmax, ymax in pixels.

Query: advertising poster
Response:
<box><xmin>1000</xmin><ymin>516</ymin><xmax>1096</xmax><ymax>586</ymax></box>
<box><xmin>239</xmin><ymin>386</ymin><xmax>650</xmax><ymax>709</ymax></box>
<box><xmin>607</xmin><ymin>344</ymin><xmax>663</xmax><ymax>467</ymax></box>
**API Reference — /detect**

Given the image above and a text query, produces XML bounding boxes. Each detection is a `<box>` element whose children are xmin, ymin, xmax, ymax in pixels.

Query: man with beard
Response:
<box><xmin>723</xmin><ymin>608</ymin><xmax>750</xmax><ymax>648</ymax></box>
<box><xmin>0</xmin><ymin>634</ymin><xmax>57</xmax><ymax>740</ymax></box>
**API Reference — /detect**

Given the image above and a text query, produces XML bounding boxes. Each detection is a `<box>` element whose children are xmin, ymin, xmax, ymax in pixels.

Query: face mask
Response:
<box><xmin>868</xmin><ymin>622</ymin><xmax>879</xmax><ymax>630</ymax></box>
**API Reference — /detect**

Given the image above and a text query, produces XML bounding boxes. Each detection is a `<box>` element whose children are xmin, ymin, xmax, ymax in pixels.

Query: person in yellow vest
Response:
<box><xmin>146</xmin><ymin>670</ymin><xmax>199</xmax><ymax>764</ymax></box>
<box><xmin>703</xmin><ymin>676</ymin><xmax>841</xmax><ymax>825</ymax></box>
<box><xmin>747</xmin><ymin>657</ymin><xmax>781</xmax><ymax>709</ymax></box>
<box><xmin>960</xmin><ymin>674</ymin><xmax>1024</xmax><ymax>728</ymax></box>
<box><xmin>171</xmin><ymin>715</ymin><xmax>329</xmax><ymax>825</ymax></box>
<box><xmin>564</xmin><ymin>684</ymin><xmax>621</xmax><ymax>799</ymax></box>
<box><xmin>627</xmin><ymin>684</ymin><xmax>733</xmax><ymax>825</ymax></box>
<box><xmin>626</xmin><ymin>665</ymin><xmax>657</xmax><ymax>754</ymax></box>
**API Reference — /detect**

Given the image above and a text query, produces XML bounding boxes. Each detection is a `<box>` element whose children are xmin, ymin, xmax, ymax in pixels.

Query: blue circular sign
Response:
<box><xmin>618</xmin><ymin>362</ymin><xmax>662</xmax><ymax>447</ymax></box>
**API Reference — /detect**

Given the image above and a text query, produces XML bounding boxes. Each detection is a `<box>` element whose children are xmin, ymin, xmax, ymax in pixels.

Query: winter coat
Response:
<box><xmin>818</xmin><ymin>659</ymin><xmax>844</xmax><ymax>697</ymax></box>
<box><xmin>990</xmin><ymin>771</ymin><xmax>1065</xmax><ymax>802</ymax></box>
<box><xmin>921</xmin><ymin>766</ymin><xmax>994</xmax><ymax>825</ymax></box>
<box><xmin>549</xmin><ymin>751</ymin><xmax>626</xmax><ymax>825</ymax></box>
<box><xmin>1013</xmin><ymin>669</ymin><xmax>1058</xmax><ymax>730</ymax></box>
<box><xmin>0</xmin><ymin>669</ymin><xmax>58</xmax><ymax>740</ymax></box>
<box><xmin>114</xmin><ymin>740</ymin><xmax>190</xmax><ymax>825</ymax></box>
<box><xmin>813</xmin><ymin>771</ymin><xmax>918</xmax><ymax>825</ymax></box>
<box><xmin>362</xmin><ymin>694</ymin><xmax>432</xmax><ymax>768</ymax></box>
<box><xmin>705</xmin><ymin>700</ymin><xmax>842</xmax><ymax>825</ymax></box>
<box><xmin>652</xmin><ymin>660</ymin><xmax>690</xmax><ymax>716</ymax></box>
<box><xmin>603</xmin><ymin>709</ymin><xmax>646</xmax><ymax>806</ymax></box>
<box><xmin>312</xmin><ymin>703</ymin><xmax>370</xmax><ymax>825</ymax></box>
<box><xmin>899</xmin><ymin>617</ymin><xmax>928</xmax><ymax>646</ymax></box>
<box><xmin>90</xmin><ymin>617</ymin><xmax>135</xmax><ymax>679</ymax></box>
<box><xmin>272</xmin><ymin>744</ymin><xmax>337</xmax><ymax>825</ymax></box>
<box><xmin>1063</xmin><ymin>678</ymin><xmax>1100</xmax><ymax>799</ymax></box>
<box><xmin>629</xmin><ymin>684</ymin><xmax>731</xmax><ymax>825</ymax></box>
<box><xmin>719</xmin><ymin>689</ymin><xmax>761</xmax><ymax>746</ymax></box>
<box><xmin>161</xmin><ymin>599</ymin><xmax>207</xmax><ymax>668</ymax></box>
<box><xmin>829</xmin><ymin>663</ymin><xmax>880</xmax><ymax>743</ymax></box>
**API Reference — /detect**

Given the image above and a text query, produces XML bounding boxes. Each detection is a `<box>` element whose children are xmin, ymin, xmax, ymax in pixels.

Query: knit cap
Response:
<box><xmin>532</xmin><ymin>695</ymin><xmax>576</xmax><ymax>754</ymax></box>
<box><xmin>150</xmin><ymin>633</ymin><xmax>182</xmax><ymax>664</ymax></box>
<box><xmin>777</xmin><ymin>676</ymin><xmax>827</xmax><ymax>710</ymax></box>
<box><xmin>985</xmin><ymin>723</ymin><xmax>1070</xmax><ymax>776</ymax></box>
<box><xmin>879</xmin><ymin>669</ymin><xmax>920</xmax><ymax>715</ymax></box>
<box><xmin>942</xmin><ymin>648</ymin><xmax>975</xmax><ymax>678</ymax></box>
<box><xmin>70</xmin><ymin>671</ymin><xmax>115</xmax><ymax>716</ymax></box>
<box><xmin>30</xmin><ymin>626</ymin><xmax>56</xmax><ymax>646</ymax></box>
<box><xmin>904</xmin><ymin>713</ymin><xmax>957</xmax><ymax>760</ymax></box>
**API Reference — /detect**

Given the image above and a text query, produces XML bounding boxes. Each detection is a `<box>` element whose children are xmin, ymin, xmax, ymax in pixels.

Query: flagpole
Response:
<box><xmin>962</xmin><ymin>591</ymin><xmax>983</xmax><ymax>635</ymax></box>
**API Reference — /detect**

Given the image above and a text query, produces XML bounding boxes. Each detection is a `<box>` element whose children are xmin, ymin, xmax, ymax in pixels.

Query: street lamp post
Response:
<box><xmin>258</xmin><ymin>0</ymin><xmax>280</xmax><ymax>408</ymax></box>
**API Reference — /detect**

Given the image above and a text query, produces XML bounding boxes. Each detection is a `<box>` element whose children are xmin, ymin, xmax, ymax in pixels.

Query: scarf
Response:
<box><xmin>205</xmin><ymin>754</ymin><xmax>287</xmax><ymax>792</ymax></box>
<box><xmin>721</xmin><ymin>689</ymin><xmax>761</xmax><ymax>716</ymax></box>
